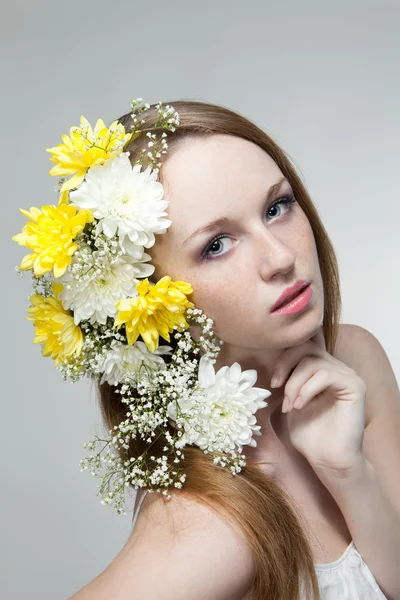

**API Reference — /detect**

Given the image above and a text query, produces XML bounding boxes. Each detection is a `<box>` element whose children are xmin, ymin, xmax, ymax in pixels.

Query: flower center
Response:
<box><xmin>213</xmin><ymin>401</ymin><xmax>231</xmax><ymax>419</ymax></box>
<box><xmin>111</xmin><ymin>189</ymin><xmax>139</xmax><ymax>218</ymax></box>
<box><xmin>95</xmin><ymin>268</ymin><xmax>115</xmax><ymax>290</ymax></box>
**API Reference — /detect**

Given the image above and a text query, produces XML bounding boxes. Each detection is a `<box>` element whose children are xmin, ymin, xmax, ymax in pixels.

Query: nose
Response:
<box><xmin>255</xmin><ymin>228</ymin><xmax>295</xmax><ymax>281</ymax></box>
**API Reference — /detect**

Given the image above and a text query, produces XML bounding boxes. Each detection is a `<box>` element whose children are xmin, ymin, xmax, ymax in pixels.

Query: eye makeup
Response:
<box><xmin>200</xmin><ymin>192</ymin><xmax>296</xmax><ymax>261</ymax></box>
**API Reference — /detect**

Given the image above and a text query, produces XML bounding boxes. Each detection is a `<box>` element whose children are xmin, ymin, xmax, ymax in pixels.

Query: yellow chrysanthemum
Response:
<box><xmin>46</xmin><ymin>116</ymin><xmax>134</xmax><ymax>193</ymax></box>
<box><xmin>12</xmin><ymin>203</ymin><xmax>94</xmax><ymax>278</ymax></box>
<box><xmin>114</xmin><ymin>276</ymin><xmax>194</xmax><ymax>353</ymax></box>
<box><xmin>27</xmin><ymin>282</ymin><xmax>84</xmax><ymax>366</ymax></box>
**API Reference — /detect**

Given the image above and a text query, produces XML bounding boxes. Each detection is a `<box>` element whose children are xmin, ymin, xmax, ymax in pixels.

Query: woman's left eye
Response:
<box><xmin>267</xmin><ymin>194</ymin><xmax>296</xmax><ymax>219</ymax></box>
<box><xmin>201</xmin><ymin>193</ymin><xmax>296</xmax><ymax>261</ymax></box>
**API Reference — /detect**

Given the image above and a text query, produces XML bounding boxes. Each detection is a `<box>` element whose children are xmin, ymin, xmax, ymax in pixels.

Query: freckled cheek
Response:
<box><xmin>299</xmin><ymin>217</ymin><xmax>316</xmax><ymax>247</ymax></box>
<box><xmin>289</xmin><ymin>217</ymin><xmax>317</xmax><ymax>260</ymax></box>
<box><xmin>186</xmin><ymin>273</ymin><xmax>246</xmax><ymax>326</ymax></box>
<box><xmin>304</xmin><ymin>233</ymin><xmax>319</xmax><ymax>265</ymax></box>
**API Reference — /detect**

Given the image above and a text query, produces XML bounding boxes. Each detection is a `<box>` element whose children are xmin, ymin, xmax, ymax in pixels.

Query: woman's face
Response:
<box><xmin>149</xmin><ymin>134</ymin><xmax>324</xmax><ymax>354</ymax></box>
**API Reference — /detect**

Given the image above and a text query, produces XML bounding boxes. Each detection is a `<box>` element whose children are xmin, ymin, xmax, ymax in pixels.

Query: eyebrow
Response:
<box><xmin>181</xmin><ymin>176</ymin><xmax>289</xmax><ymax>248</ymax></box>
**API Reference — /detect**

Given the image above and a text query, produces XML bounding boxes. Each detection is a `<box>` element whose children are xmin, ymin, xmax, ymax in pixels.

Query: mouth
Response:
<box><xmin>271</xmin><ymin>282</ymin><xmax>312</xmax><ymax>313</ymax></box>
<box><xmin>278</xmin><ymin>285</ymin><xmax>308</xmax><ymax>307</ymax></box>
<box><xmin>270</xmin><ymin>279</ymin><xmax>312</xmax><ymax>313</ymax></box>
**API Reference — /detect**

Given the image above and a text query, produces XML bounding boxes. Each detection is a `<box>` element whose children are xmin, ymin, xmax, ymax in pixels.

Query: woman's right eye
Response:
<box><xmin>201</xmin><ymin>234</ymin><xmax>234</xmax><ymax>260</ymax></box>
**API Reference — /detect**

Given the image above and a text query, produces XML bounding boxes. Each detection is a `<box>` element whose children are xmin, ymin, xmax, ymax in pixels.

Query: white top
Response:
<box><xmin>313</xmin><ymin>540</ymin><xmax>388</xmax><ymax>599</ymax></box>
<box><xmin>131</xmin><ymin>490</ymin><xmax>388</xmax><ymax>599</ymax></box>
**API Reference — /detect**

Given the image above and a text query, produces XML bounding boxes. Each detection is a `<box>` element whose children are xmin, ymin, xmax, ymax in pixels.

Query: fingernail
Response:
<box><xmin>282</xmin><ymin>395</ymin><xmax>290</xmax><ymax>412</ymax></box>
<box><xmin>271</xmin><ymin>373</ymin><xmax>281</xmax><ymax>388</ymax></box>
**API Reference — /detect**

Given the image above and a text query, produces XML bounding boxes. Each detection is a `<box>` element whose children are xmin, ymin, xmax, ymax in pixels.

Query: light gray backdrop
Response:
<box><xmin>2</xmin><ymin>1</ymin><xmax>399</xmax><ymax>598</ymax></box>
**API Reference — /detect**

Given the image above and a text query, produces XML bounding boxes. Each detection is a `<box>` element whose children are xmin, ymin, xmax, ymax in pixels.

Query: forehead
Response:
<box><xmin>160</xmin><ymin>134</ymin><xmax>284</xmax><ymax>239</ymax></box>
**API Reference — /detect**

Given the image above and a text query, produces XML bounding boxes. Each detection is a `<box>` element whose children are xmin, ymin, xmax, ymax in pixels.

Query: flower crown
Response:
<box><xmin>12</xmin><ymin>99</ymin><xmax>271</xmax><ymax>515</ymax></box>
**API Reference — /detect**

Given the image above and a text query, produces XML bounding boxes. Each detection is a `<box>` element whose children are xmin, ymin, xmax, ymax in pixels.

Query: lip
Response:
<box><xmin>270</xmin><ymin>279</ymin><xmax>312</xmax><ymax>313</ymax></box>
<box><xmin>270</xmin><ymin>284</ymin><xmax>313</xmax><ymax>316</ymax></box>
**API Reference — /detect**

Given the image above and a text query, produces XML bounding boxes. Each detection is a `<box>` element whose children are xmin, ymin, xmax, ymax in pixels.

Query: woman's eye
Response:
<box><xmin>267</xmin><ymin>194</ymin><xmax>295</xmax><ymax>219</ymax></box>
<box><xmin>201</xmin><ymin>194</ymin><xmax>296</xmax><ymax>260</ymax></box>
<box><xmin>202</xmin><ymin>234</ymin><xmax>234</xmax><ymax>259</ymax></box>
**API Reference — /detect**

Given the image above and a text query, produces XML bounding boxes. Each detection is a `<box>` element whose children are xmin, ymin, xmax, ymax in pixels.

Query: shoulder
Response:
<box><xmin>73</xmin><ymin>491</ymin><xmax>254</xmax><ymax>600</ymax></box>
<box><xmin>333</xmin><ymin>322</ymin><xmax>371</xmax><ymax>359</ymax></box>
<box><xmin>135</xmin><ymin>490</ymin><xmax>254</xmax><ymax>574</ymax></box>
<box><xmin>333</xmin><ymin>324</ymin><xmax>400</xmax><ymax>510</ymax></box>
<box><xmin>131</xmin><ymin>492</ymin><xmax>254</xmax><ymax>598</ymax></box>
<box><xmin>333</xmin><ymin>322</ymin><xmax>398</xmax><ymax>427</ymax></box>
<box><xmin>332</xmin><ymin>323</ymin><xmax>374</xmax><ymax>386</ymax></box>
<box><xmin>334</xmin><ymin>322</ymin><xmax>387</xmax><ymax>357</ymax></box>
<box><xmin>333</xmin><ymin>323</ymin><xmax>377</xmax><ymax>427</ymax></box>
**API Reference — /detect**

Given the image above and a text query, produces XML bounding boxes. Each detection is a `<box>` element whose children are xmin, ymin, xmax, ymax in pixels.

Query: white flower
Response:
<box><xmin>69</xmin><ymin>152</ymin><xmax>171</xmax><ymax>257</ymax></box>
<box><xmin>58</xmin><ymin>248</ymin><xmax>154</xmax><ymax>325</ymax></box>
<box><xmin>167</xmin><ymin>355</ymin><xmax>271</xmax><ymax>452</ymax></box>
<box><xmin>99</xmin><ymin>340</ymin><xmax>173</xmax><ymax>386</ymax></box>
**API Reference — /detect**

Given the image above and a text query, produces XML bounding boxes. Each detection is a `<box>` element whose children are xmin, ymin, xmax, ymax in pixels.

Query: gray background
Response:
<box><xmin>2</xmin><ymin>0</ymin><xmax>399</xmax><ymax>598</ymax></box>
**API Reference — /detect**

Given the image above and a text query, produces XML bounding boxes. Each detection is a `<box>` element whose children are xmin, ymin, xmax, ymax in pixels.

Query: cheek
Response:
<box><xmin>147</xmin><ymin>240</ymin><xmax>177</xmax><ymax>282</ymax></box>
<box><xmin>293</xmin><ymin>214</ymin><xmax>317</xmax><ymax>256</ymax></box>
<box><xmin>185</xmin><ymin>271</ymin><xmax>247</xmax><ymax>335</ymax></box>
<box><xmin>305</xmin><ymin>223</ymin><xmax>319</xmax><ymax>260</ymax></box>
<box><xmin>185</xmin><ymin>275</ymin><xmax>224</xmax><ymax>313</ymax></box>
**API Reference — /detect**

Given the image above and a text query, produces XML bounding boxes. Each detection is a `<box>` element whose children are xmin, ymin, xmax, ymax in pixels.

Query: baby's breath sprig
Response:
<box><xmin>129</xmin><ymin>98</ymin><xmax>180</xmax><ymax>173</ymax></box>
<box><xmin>78</xmin><ymin>309</ymin><xmax>234</xmax><ymax>514</ymax></box>
<box><xmin>54</xmin><ymin>177</ymin><xmax>69</xmax><ymax>196</ymax></box>
<box><xmin>130</xmin><ymin>97</ymin><xmax>151</xmax><ymax>119</ymax></box>
<box><xmin>56</xmin><ymin>318</ymin><xmax>126</xmax><ymax>383</ymax></box>
<box><xmin>30</xmin><ymin>273</ymin><xmax>54</xmax><ymax>297</ymax></box>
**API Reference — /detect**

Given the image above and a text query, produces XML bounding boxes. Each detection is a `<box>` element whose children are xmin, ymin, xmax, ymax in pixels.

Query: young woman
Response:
<box><xmin>70</xmin><ymin>100</ymin><xmax>400</xmax><ymax>600</ymax></box>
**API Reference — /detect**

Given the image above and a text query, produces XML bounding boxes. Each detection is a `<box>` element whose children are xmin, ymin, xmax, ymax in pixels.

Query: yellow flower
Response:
<box><xmin>57</xmin><ymin>189</ymin><xmax>70</xmax><ymax>206</ymax></box>
<box><xmin>46</xmin><ymin>116</ymin><xmax>133</xmax><ymax>193</ymax></box>
<box><xmin>12</xmin><ymin>203</ymin><xmax>94</xmax><ymax>278</ymax></box>
<box><xmin>27</xmin><ymin>282</ymin><xmax>84</xmax><ymax>366</ymax></box>
<box><xmin>114</xmin><ymin>276</ymin><xmax>194</xmax><ymax>353</ymax></box>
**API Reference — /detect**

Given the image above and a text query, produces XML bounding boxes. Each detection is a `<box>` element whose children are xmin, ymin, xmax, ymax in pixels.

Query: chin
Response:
<box><xmin>269</xmin><ymin>312</ymin><xmax>321</xmax><ymax>344</ymax></box>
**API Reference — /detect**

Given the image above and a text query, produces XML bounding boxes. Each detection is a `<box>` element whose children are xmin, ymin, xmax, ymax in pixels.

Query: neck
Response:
<box><xmin>213</xmin><ymin>340</ymin><xmax>286</xmax><ymax>415</ymax></box>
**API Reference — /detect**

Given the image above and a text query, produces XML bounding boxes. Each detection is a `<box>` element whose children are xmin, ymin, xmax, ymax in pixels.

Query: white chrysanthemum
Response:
<box><xmin>167</xmin><ymin>355</ymin><xmax>271</xmax><ymax>452</ymax></box>
<box><xmin>99</xmin><ymin>340</ymin><xmax>173</xmax><ymax>386</ymax></box>
<box><xmin>58</xmin><ymin>249</ymin><xmax>154</xmax><ymax>325</ymax></box>
<box><xmin>69</xmin><ymin>152</ymin><xmax>171</xmax><ymax>257</ymax></box>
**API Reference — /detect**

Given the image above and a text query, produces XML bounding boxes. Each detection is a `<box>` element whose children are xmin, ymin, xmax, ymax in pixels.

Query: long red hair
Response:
<box><xmin>97</xmin><ymin>99</ymin><xmax>342</xmax><ymax>599</ymax></box>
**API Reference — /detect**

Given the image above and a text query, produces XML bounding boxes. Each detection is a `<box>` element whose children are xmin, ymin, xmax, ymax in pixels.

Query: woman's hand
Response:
<box><xmin>270</xmin><ymin>326</ymin><xmax>367</xmax><ymax>478</ymax></box>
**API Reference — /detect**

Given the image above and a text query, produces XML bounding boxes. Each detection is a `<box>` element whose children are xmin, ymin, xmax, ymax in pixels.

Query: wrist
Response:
<box><xmin>311</xmin><ymin>453</ymin><xmax>369</xmax><ymax>487</ymax></box>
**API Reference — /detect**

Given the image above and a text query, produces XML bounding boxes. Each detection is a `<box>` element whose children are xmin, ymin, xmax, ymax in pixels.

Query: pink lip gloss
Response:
<box><xmin>271</xmin><ymin>284</ymin><xmax>313</xmax><ymax>316</ymax></box>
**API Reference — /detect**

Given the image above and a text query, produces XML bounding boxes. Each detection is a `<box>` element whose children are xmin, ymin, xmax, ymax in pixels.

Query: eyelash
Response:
<box><xmin>201</xmin><ymin>193</ymin><xmax>296</xmax><ymax>261</ymax></box>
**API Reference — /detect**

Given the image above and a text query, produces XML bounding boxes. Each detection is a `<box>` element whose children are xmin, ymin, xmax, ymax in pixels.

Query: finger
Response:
<box><xmin>291</xmin><ymin>369</ymin><xmax>332</xmax><ymax>410</ymax></box>
<box><xmin>283</xmin><ymin>358</ymin><xmax>345</xmax><ymax>410</ymax></box>
<box><xmin>291</xmin><ymin>369</ymin><xmax>355</xmax><ymax>410</ymax></box>
<box><xmin>271</xmin><ymin>340</ymin><xmax>329</xmax><ymax>388</ymax></box>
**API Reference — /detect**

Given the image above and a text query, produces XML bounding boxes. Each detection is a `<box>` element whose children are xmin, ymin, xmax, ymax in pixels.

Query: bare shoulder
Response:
<box><xmin>333</xmin><ymin>323</ymin><xmax>400</xmax><ymax>509</ymax></box>
<box><xmin>69</xmin><ymin>491</ymin><xmax>254</xmax><ymax>600</ymax></box>
<box><xmin>333</xmin><ymin>322</ymin><xmax>396</xmax><ymax>428</ymax></box>
<box><xmin>333</xmin><ymin>323</ymin><xmax>374</xmax><ymax>423</ymax></box>
<box><xmin>332</xmin><ymin>322</ymin><xmax>363</xmax><ymax>360</ymax></box>
<box><xmin>333</xmin><ymin>322</ymin><xmax>385</xmax><ymax>364</ymax></box>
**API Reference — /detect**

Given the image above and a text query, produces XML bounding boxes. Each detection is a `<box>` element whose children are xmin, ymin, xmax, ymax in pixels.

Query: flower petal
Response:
<box><xmin>198</xmin><ymin>355</ymin><xmax>216</xmax><ymax>388</ymax></box>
